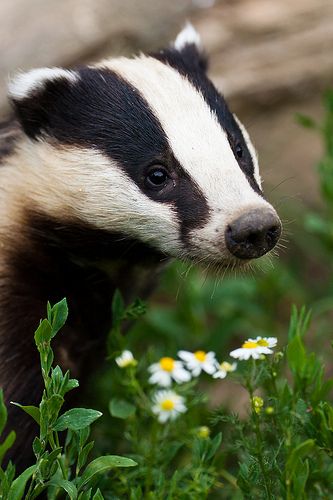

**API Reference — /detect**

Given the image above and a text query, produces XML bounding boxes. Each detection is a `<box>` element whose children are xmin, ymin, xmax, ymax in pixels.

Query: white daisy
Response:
<box><xmin>115</xmin><ymin>350</ymin><xmax>137</xmax><ymax>368</ymax></box>
<box><xmin>212</xmin><ymin>361</ymin><xmax>237</xmax><ymax>379</ymax></box>
<box><xmin>148</xmin><ymin>357</ymin><xmax>191</xmax><ymax>387</ymax></box>
<box><xmin>230</xmin><ymin>337</ymin><xmax>277</xmax><ymax>360</ymax></box>
<box><xmin>178</xmin><ymin>350</ymin><xmax>217</xmax><ymax>376</ymax></box>
<box><xmin>152</xmin><ymin>390</ymin><xmax>187</xmax><ymax>423</ymax></box>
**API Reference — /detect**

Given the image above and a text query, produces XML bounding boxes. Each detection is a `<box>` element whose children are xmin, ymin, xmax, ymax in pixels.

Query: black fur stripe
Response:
<box><xmin>152</xmin><ymin>46</ymin><xmax>262</xmax><ymax>195</ymax></box>
<box><xmin>12</xmin><ymin>67</ymin><xmax>209</xmax><ymax>236</ymax></box>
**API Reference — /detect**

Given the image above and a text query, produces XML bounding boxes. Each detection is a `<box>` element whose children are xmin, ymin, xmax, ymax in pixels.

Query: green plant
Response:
<box><xmin>0</xmin><ymin>299</ymin><xmax>136</xmax><ymax>499</ymax></box>
<box><xmin>298</xmin><ymin>90</ymin><xmax>333</xmax><ymax>258</ymax></box>
<box><xmin>101</xmin><ymin>300</ymin><xmax>333</xmax><ymax>499</ymax></box>
<box><xmin>3</xmin><ymin>293</ymin><xmax>333</xmax><ymax>498</ymax></box>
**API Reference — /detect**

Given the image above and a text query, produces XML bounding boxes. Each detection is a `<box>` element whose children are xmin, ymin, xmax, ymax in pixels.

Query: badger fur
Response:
<box><xmin>0</xmin><ymin>25</ymin><xmax>281</xmax><ymax>467</ymax></box>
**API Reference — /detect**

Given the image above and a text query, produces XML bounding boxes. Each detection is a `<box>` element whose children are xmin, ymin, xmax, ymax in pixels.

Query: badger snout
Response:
<box><xmin>225</xmin><ymin>208</ymin><xmax>281</xmax><ymax>260</ymax></box>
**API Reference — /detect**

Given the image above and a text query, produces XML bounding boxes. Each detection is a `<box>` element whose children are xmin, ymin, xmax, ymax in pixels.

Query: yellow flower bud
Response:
<box><xmin>197</xmin><ymin>426</ymin><xmax>210</xmax><ymax>438</ymax></box>
<box><xmin>252</xmin><ymin>396</ymin><xmax>264</xmax><ymax>414</ymax></box>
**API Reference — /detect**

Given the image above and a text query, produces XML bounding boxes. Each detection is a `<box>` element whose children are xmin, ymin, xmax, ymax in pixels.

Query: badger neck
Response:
<box><xmin>0</xmin><ymin>209</ymin><xmax>166</xmax><ymax>471</ymax></box>
<box><xmin>0</xmin><ymin>208</ymin><xmax>166</xmax><ymax>380</ymax></box>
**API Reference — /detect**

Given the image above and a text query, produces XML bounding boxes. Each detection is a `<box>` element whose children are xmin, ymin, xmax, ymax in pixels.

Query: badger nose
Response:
<box><xmin>225</xmin><ymin>208</ymin><xmax>281</xmax><ymax>259</ymax></box>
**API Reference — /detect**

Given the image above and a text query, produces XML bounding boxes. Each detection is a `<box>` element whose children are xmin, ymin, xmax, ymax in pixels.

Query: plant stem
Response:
<box><xmin>246</xmin><ymin>359</ymin><xmax>273</xmax><ymax>500</ymax></box>
<box><xmin>145</xmin><ymin>420</ymin><xmax>158</xmax><ymax>495</ymax></box>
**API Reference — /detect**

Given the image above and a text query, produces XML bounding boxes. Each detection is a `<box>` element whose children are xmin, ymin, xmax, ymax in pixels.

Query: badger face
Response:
<box><xmin>7</xmin><ymin>25</ymin><xmax>281</xmax><ymax>269</ymax></box>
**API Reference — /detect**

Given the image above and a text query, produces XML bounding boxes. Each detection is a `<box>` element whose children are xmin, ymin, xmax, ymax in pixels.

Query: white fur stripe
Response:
<box><xmin>8</xmin><ymin>68</ymin><xmax>79</xmax><ymax>100</ymax></box>
<box><xmin>233</xmin><ymin>114</ymin><xmax>261</xmax><ymax>188</ymax></box>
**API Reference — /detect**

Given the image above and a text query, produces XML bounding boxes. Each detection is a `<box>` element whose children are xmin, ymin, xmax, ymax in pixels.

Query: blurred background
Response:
<box><xmin>2</xmin><ymin>1</ymin><xmax>333</xmax><ymax>413</ymax></box>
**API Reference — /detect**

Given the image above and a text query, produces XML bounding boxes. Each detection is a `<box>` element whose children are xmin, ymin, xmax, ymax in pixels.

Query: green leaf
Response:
<box><xmin>206</xmin><ymin>432</ymin><xmax>222</xmax><ymax>460</ymax></box>
<box><xmin>292</xmin><ymin>458</ymin><xmax>310</xmax><ymax>498</ymax></box>
<box><xmin>60</xmin><ymin>370</ymin><xmax>79</xmax><ymax>396</ymax></box>
<box><xmin>0</xmin><ymin>462</ymin><xmax>16</xmax><ymax>495</ymax></box>
<box><xmin>112</xmin><ymin>289</ymin><xmax>125</xmax><ymax>328</ymax></box>
<box><xmin>286</xmin><ymin>439</ymin><xmax>315</xmax><ymax>478</ymax></box>
<box><xmin>47</xmin><ymin>447</ymin><xmax>62</xmax><ymax>464</ymax></box>
<box><xmin>40</xmin><ymin>398</ymin><xmax>49</xmax><ymax>440</ymax></box>
<box><xmin>34</xmin><ymin>319</ymin><xmax>52</xmax><ymax>346</ymax></box>
<box><xmin>0</xmin><ymin>389</ymin><xmax>7</xmax><ymax>436</ymax></box>
<box><xmin>8</xmin><ymin>464</ymin><xmax>36</xmax><ymax>500</ymax></box>
<box><xmin>161</xmin><ymin>442</ymin><xmax>183</xmax><ymax>465</ymax></box>
<box><xmin>0</xmin><ymin>430</ymin><xmax>16</xmax><ymax>465</ymax></box>
<box><xmin>0</xmin><ymin>467</ymin><xmax>11</xmax><ymax>495</ymax></box>
<box><xmin>46</xmin><ymin>349</ymin><xmax>55</xmax><ymax>374</ymax></box>
<box><xmin>287</xmin><ymin>306</ymin><xmax>311</xmax><ymax>342</ymax></box>
<box><xmin>40</xmin><ymin>452</ymin><xmax>60</xmax><ymax>480</ymax></box>
<box><xmin>123</xmin><ymin>298</ymin><xmax>146</xmax><ymax>320</ymax></box>
<box><xmin>78</xmin><ymin>488</ymin><xmax>92</xmax><ymax>500</ymax></box>
<box><xmin>78</xmin><ymin>455</ymin><xmax>137</xmax><ymax>490</ymax></box>
<box><xmin>48</xmin><ymin>478</ymin><xmax>78</xmax><ymax>500</ymax></box>
<box><xmin>49</xmin><ymin>298</ymin><xmax>68</xmax><ymax>337</ymax></box>
<box><xmin>78</xmin><ymin>441</ymin><xmax>94</xmax><ymax>472</ymax></box>
<box><xmin>10</xmin><ymin>403</ymin><xmax>40</xmax><ymax>424</ymax></box>
<box><xmin>47</xmin><ymin>301</ymin><xmax>52</xmax><ymax>322</ymax></box>
<box><xmin>109</xmin><ymin>398</ymin><xmax>136</xmax><ymax>419</ymax></box>
<box><xmin>79</xmin><ymin>426</ymin><xmax>90</xmax><ymax>446</ymax></box>
<box><xmin>53</xmin><ymin>408</ymin><xmax>102</xmax><ymax>432</ymax></box>
<box><xmin>323</xmin><ymin>402</ymin><xmax>333</xmax><ymax>429</ymax></box>
<box><xmin>93</xmin><ymin>489</ymin><xmax>104</xmax><ymax>500</ymax></box>
<box><xmin>32</xmin><ymin>437</ymin><xmax>43</xmax><ymax>457</ymax></box>
<box><xmin>287</xmin><ymin>334</ymin><xmax>306</xmax><ymax>375</ymax></box>
<box><xmin>47</xmin><ymin>394</ymin><xmax>65</xmax><ymax>424</ymax></box>
<box><xmin>63</xmin><ymin>378</ymin><xmax>79</xmax><ymax>394</ymax></box>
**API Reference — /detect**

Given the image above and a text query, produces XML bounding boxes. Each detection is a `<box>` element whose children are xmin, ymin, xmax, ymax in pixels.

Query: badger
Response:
<box><xmin>0</xmin><ymin>24</ymin><xmax>281</xmax><ymax>467</ymax></box>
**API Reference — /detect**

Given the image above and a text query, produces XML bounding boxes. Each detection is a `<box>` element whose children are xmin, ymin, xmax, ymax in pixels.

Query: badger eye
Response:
<box><xmin>145</xmin><ymin>166</ymin><xmax>170</xmax><ymax>189</ymax></box>
<box><xmin>236</xmin><ymin>144</ymin><xmax>243</xmax><ymax>158</ymax></box>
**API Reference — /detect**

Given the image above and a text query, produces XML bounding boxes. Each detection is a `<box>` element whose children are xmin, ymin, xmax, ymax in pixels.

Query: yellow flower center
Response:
<box><xmin>194</xmin><ymin>350</ymin><xmax>207</xmax><ymax>362</ymax></box>
<box><xmin>220</xmin><ymin>362</ymin><xmax>233</xmax><ymax>371</ymax></box>
<box><xmin>159</xmin><ymin>357</ymin><xmax>175</xmax><ymax>372</ymax></box>
<box><xmin>256</xmin><ymin>339</ymin><xmax>269</xmax><ymax>347</ymax></box>
<box><xmin>242</xmin><ymin>341</ymin><xmax>258</xmax><ymax>349</ymax></box>
<box><xmin>161</xmin><ymin>399</ymin><xmax>175</xmax><ymax>411</ymax></box>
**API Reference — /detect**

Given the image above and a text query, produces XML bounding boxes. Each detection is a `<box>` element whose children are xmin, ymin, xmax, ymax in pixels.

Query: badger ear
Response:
<box><xmin>172</xmin><ymin>23</ymin><xmax>208</xmax><ymax>72</ymax></box>
<box><xmin>8</xmin><ymin>67</ymin><xmax>79</xmax><ymax>138</ymax></box>
<box><xmin>173</xmin><ymin>23</ymin><xmax>202</xmax><ymax>52</ymax></box>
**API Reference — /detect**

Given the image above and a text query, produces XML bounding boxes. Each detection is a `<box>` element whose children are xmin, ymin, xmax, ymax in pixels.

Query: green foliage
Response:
<box><xmin>109</xmin><ymin>398</ymin><xmax>136</xmax><ymax>419</ymax></box>
<box><xmin>0</xmin><ymin>390</ymin><xmax>15</xmax><ymax>470</ymax></box>
<box><xmin>2</xmin><ymin>295</ymin><xmax>333</xmax><ymax>498</ymax></box>
<box><xmin>0</xmin><ymin>300</ymin><xmax>136</xmax><ymax>499</ymax></box>
<box><xmin>303</xmin><ymin>91</ymin><xmax>333</xmax><ymax>256</ymax></box>
<box><xmin>209</xmin><ymin>308</ymin><xmax>333</xmax><ymax>499</ymax></box>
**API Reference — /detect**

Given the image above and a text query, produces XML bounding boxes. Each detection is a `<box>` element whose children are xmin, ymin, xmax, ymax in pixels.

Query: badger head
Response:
<box><xmin>8</xmin><ymin>24</ymin><xmax>281</xmax><ymax>270</ymax></box>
